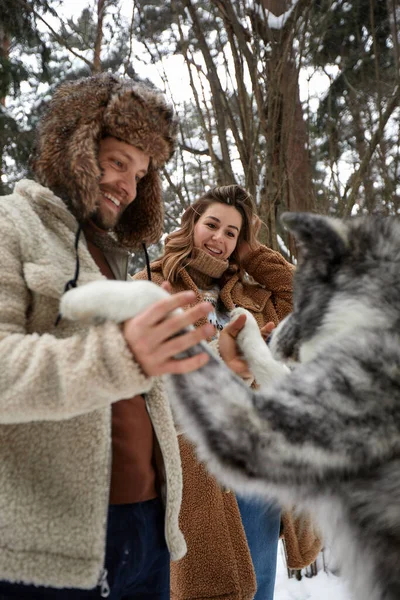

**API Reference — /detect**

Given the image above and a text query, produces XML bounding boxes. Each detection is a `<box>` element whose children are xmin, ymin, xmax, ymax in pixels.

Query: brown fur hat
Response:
<box><xmin>31</xmin><ymin>72</ymin><xmax>178</xmax><ymax>249</ymax></box>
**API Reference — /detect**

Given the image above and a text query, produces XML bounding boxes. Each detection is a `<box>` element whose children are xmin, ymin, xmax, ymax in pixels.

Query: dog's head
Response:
<box><xmin>270</xmin><ymin>212</ymin><xmax>400</xmax><ymax>364</ymax></box>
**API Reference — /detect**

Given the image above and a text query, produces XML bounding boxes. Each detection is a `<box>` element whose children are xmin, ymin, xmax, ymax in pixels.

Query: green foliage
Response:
<box><xmin>59</xmin><ymin>9</ymin><xmax>98</xmax><ymax>50</ymax></box>
<box><xmin>0</xmin><ymin>0</ymin><xmax>55</xmax><ymax>42</ymax></box>
<box><xmin>0</xmin><ymin>0</ymin><xmax>57</xmax><ymax>192</ymax></box>
<box><xmin>0</xmin><ymin>0</ymin><xmax>137</xmax><ymax>189</ymax></box>
<box><xmin>302</xmin><ymin>0</ymin><xmax>399</xmax><ymax>214</ymax></box>
<box><xmin>133</xmin><ymin>0</ymin><xmax>176</xmax><ymax>43</ymax></box>
<box><xmin>309</xmin><ymin>0</ymin><xmax>394</xmax><ymax>130</ymax></box>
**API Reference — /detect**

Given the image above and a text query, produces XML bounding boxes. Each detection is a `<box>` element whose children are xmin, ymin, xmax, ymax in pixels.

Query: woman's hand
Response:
<box><xmin>218</xmin><ymin>314</ymin><xmax>253</xmax><ymax>380</ymax></box>
<box><xmin>260</xmin><ymin>321</ymin><xmax>275</xmax><ymax>341</ymax></box>
<box><xmin>219</xmin><ymin>316</ymin><xmax>276</xmax><ymax>381</ymax></box>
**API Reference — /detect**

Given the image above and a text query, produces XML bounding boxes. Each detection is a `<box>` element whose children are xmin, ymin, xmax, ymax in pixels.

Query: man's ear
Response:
<box><xmin>281</xmin><ymin>212</ymin><xmax>349</xmax><ymax>263</ymax></box>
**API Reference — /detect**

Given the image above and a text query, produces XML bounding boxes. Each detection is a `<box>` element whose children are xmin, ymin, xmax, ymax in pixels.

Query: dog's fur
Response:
<box><xmin>61</xmin><ymin>213</ymin><xmax>400</xmax><ymax>600</ymax></box>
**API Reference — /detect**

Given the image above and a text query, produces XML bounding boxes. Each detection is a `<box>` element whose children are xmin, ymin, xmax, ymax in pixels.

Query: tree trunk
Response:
<box><xmin>93</xmin><ymin>0</ymin><xmax>106</xmax><ymax>73</ymax></box>
<box><xmin>263</xmin><ymin>0</ymin><xmax>315</xmax><ymax>259</ymax></box>
<box><xmin>0</xmin><ymin>25</ymin><xmax>10</xmax><ymax>195</ymax></box>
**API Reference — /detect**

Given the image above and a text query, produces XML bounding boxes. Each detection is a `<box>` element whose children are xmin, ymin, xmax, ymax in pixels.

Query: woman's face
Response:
<box><xmin>193</xmin><ymin>203</ymin><xmax>243</xmax><ymax>260</ymax></box>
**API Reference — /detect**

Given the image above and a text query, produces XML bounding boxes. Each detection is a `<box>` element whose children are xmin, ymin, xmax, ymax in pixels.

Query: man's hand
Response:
<box><xmin>218</xmin><ymin>314</ymin><xmax>253</xmax><ymax>380</ymax></box>
<box><xmin>123</xmin><ymin>290</ymin><xmax>215</xmax><ymax>376</ymax></box>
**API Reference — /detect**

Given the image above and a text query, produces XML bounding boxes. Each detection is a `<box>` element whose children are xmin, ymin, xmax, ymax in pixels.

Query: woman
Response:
<box><xmin>134</xmin><ymin>185</ymin><xmax>321</xmax><ymax>599</ymax></box>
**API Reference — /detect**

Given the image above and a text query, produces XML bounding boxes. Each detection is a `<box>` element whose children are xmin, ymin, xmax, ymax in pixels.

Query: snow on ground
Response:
<box><xmin>274</xmin><ymin>542</ymin><xmax>353</xmax><ymax>600</ymax></box>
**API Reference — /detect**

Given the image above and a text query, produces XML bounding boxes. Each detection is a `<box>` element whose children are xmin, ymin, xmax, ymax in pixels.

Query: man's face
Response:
<box><xmin>92</xmin><ymin>136</ymin><xmax>150</xmax><ymax>231</ymax></box>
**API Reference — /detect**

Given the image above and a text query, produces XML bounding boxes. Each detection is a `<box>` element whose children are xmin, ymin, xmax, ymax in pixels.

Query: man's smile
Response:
<box><xmin>103</xmin><ymin>191</ymin><xmax>122</xmax><ymax>208</ymax></box>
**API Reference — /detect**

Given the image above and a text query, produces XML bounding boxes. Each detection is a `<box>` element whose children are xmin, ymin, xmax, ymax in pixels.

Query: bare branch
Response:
<box><xmin>342</xmin><ymin>85</ymin><xmax>400</xmax><ymax>216</ymax></box>
<box><xmin>182</xmin><ymin>0</ymin><xmax>236</xmax><ymax>183</ymax></box>
<box><xmin>13</xmin><ymin>0</ymin><xmax>94</xmax><ymax>69</ymax></box>
<box><xmin>180</xmin><ymin>144</ymin><xmax>210</xmax><ymax>156</ymax></box>
<box><xmin>162</xmin><ymin>167</ymin><xmax>187</xmax><ymax>210</ymax></box>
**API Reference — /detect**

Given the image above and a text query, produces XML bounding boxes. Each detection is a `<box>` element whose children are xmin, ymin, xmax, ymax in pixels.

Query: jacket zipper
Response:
<box><xmin>97</xmin><ymin>407</ymin><xmax>112</xmax><ymax>597</ymax></box>
<box><xmin>98</xmin><ymin>567</ymin><xmax>110</xmax><ymax>598</ymax></box>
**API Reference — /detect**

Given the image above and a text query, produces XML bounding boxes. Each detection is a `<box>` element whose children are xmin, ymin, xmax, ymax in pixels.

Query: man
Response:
<box><xmin>0</xmin><ymin>73</ymin><xmax>213</xmax><ymax>599</ymax></box>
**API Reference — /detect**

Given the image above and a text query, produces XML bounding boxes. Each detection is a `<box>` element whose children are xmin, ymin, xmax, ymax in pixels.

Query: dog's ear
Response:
<box><xmin>281</xmin><ymin>212</ymin><xmax>349</xmax><ymax>264</ymax></box>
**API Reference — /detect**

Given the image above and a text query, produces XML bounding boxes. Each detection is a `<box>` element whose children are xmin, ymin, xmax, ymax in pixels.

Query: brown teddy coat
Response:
<box><xmin>134</xmin><ymin>246</ymin><xmax>322</xmax><ymax>599</ymax></box>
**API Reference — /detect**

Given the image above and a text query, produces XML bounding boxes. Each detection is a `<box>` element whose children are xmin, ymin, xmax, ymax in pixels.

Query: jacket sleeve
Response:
<box><xmin>281</xmin><ymin>509</ymin><xmax>322</xmax><ymax>569</ymax></box>
<box><xmin>242</xmin><ymin>246</ymin><xmax>295</xmax><ymax>321</ymax></box>
<box><xmin>0</xmin><ymin>212</ymin><xmax>154</xmax><ymax>424</ymax></box>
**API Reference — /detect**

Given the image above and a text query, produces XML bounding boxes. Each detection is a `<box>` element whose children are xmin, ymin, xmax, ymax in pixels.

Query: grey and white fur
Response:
<box><xmin>60</xmin><ymin>212</ymin><xmax>400</xmax><ymax>600</ymax></box>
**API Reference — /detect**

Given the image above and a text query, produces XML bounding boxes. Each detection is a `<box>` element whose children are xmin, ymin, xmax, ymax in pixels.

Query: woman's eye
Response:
<box><xmin>206</xmin><ymin>222</ymin><xmax>215</xmax><ymax>229</ymax></box>
<box><xmin>113</xmin><ymin>159</ymin><xmax>123</xmax><ymax>168</ymax></box>
<box><xmin>227</xmin><ymin>231</ymin><xmax>235</xmax><ymax>238</ymax></box>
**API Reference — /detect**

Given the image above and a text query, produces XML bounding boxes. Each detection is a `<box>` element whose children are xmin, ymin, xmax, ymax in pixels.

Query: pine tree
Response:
<box><xmin>306</xmin><ymin>0</ymin><xmax>400</xmax><ymax>215</ymax></box>
<box><xmin>0</xmin><ymin>0</ymin><xmax>55</xmax><ymax>194</ymax></box>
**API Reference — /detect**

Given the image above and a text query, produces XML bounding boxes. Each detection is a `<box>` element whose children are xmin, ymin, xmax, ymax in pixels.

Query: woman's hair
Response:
<box><xmin>161</xmin><ymin>184</ymin><xmax>258</xmax><ymax>283</ymax></box>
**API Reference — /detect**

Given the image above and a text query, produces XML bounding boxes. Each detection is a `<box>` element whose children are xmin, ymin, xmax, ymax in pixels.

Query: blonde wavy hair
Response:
<box><xmin>161</xmin><ymin>184</ymin><xmax>258</xmax><ymax>283</ymax></box>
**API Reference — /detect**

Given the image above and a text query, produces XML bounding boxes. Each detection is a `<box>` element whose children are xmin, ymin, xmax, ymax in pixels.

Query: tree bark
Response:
<box><xmin>386</xmin><ymin>0</ymin><xmax>400</xmax><ymax>79</ymax></box>
<box><xmin>93</xmin><ymin>0</ymin><xmax>106</xmax><ymax>73</ymax></box>
<box><xmin>0</xmin><ymin>25</ymin><xmax>10</xmax><ymax>195</ymax></box>
<box><xmin>262</xmin><ymin>0</ymin><xmax>292</xmax><ymax>17</ymax></box>
<box><xmin>263</xmin><ymin>0</ymin><xmax>315</xmax><ymax>258</ymax></box>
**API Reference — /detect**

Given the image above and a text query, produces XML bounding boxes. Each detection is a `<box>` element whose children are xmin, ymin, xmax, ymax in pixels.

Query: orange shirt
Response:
<box><xmin>86</xmin><ymin>236</ymin><xmax>157</xmax><ymax>504</ymax></box>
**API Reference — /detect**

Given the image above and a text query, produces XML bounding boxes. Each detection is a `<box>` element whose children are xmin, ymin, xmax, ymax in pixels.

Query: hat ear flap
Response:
<box><xmin>33</xmin><ymin>116</ymin><xmax>102</xmax><ymax>222</ymax></box>
<box><xmin>62</xmin><ymin>120</ymin><xmax>102</xmax><ymax>221</ymax></box>
<box><xmin>115</xmin><ymin>167</ymin><xmax>164</xmax><ymax>249</ymax></box>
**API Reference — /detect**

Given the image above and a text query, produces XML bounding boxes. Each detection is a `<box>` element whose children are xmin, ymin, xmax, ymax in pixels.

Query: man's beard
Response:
<box><xmin>92</xmin><ymin>189</ymin><xmax>127</xmax><ymax>231</ymax></box>
<box><xmin>91</xmin><ymin>209</ymin><xmax>119</xmax><ymax>231</ymax></box>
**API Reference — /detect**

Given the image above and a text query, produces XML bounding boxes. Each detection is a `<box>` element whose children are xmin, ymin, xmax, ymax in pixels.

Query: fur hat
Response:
<box><xmin>31</xmin><ymin>72</ymin><xmax>178</xmax><ymax>249</ymax></box>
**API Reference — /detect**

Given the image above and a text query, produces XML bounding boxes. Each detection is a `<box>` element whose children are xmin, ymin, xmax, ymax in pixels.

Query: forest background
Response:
<box><xmin>0</xmin><ymin>0</ymin><xmax>399</xmax><ymax>270</ymax></box>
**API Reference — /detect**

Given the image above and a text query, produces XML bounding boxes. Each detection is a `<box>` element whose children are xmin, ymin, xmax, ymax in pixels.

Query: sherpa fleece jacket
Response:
<box><xmin>0</xmin><ymin>180</ymin><xmax>186</xmax><ymax>591</ymax></box>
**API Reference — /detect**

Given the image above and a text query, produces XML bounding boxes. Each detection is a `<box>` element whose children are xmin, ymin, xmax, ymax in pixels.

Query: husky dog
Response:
<box><xmin>61</xmin><ymin>212</ymin><xmax>400</xmax><ymax>600</ymax></box>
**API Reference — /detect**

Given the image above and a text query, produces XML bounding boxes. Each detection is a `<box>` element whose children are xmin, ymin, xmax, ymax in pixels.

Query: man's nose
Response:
<box><xmin>117</xmin><ymin>174</ymin><xmax>137</xmax><ymax>204</ymax></box>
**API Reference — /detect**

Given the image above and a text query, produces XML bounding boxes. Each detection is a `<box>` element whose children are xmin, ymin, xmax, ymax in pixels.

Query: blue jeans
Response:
<box><xmin>0</xmin><ymin>498</ymin><xmax>169</xmax><ymax>600</ymax></box>
<box><xmin>237</xmin><ymin>495</ymin><xmax>280</xmax><ymax>600</ymax></box>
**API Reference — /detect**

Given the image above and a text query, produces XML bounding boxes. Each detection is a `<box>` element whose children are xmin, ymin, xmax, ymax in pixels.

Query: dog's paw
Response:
<box><xmin>231</xmin><ymin>307</ymin><xmax>263</xmax><ymax>351</ymax></box>
<box><xmin>230</xmin><ymin>307</ymin><xmax>290</xmax><ymax>388</ymax></box>
<box><xmin>60</xmin><ymin>280</ymin><xmax>170</xmax><ymax>323</ymax></box>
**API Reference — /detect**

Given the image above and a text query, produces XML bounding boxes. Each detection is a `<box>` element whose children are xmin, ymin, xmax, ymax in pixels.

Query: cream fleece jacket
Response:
<box><xmin>0</xmin><ymin>180</ymin><xmax>185</xmax><ymax>590</ymax></box>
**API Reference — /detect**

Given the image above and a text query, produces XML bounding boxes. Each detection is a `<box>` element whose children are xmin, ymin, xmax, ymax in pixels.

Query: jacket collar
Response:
<box><xmin>150</xmin><ymin>258</ymin><xmax>239</xmax><ymax>311</ymax></box>
<box><xmin>15</xmin><ymin>179</ymin><xmax>77</xmax><ymax>230</ymax></box>
<box><xmin>15</xmin><ymin>180</ymin><xmax>130</xmax><ymax>258</ymax></box>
